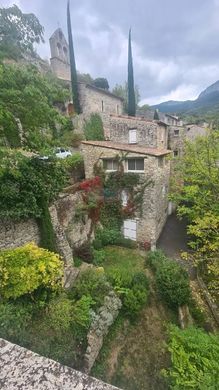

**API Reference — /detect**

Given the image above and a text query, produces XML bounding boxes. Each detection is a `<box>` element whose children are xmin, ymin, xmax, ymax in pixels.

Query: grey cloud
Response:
<box><xmin>2</xmin><ymin>0</ymin><xmax>219</xmax><ymax>103</ymax></box>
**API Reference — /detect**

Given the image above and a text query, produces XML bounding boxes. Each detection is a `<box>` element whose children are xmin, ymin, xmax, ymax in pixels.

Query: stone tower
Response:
<box><xmin>49</xmin><ymin>28</ymin><xmax>71</xmax><ymax>81</ymax></box>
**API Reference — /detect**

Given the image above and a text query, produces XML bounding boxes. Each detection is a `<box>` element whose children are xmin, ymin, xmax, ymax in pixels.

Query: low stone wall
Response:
<box><xmin>84</xmin><ymin>291</ymin><xmax>122</xmax><ymax>374</ymax></box>
<box><xmin>0</xmin><ymin>338</ymin><xmax>121</xmax><ymax>390</ymax></box>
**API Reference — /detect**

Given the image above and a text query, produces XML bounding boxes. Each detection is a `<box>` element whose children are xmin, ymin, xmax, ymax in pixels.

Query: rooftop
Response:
<box><xmin>81</xmin><ymin>141</ymin><xmax>171</xmax><ymax>156</ymax></box>
<box><xmin>79</xmin><ymin>83</ymin><xmax>124</xmax><ymax>101</ymax></box>
<box><xmin>0</xmin><ymin>338</ymin><xmax>120</xmax><ymax>390</ymax></box>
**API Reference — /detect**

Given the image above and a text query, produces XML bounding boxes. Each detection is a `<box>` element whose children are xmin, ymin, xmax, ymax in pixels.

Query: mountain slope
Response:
<box><xmin>152</xmin><ymin>80</ymin><xmax>219</xmax><ymax>115</ymax></box>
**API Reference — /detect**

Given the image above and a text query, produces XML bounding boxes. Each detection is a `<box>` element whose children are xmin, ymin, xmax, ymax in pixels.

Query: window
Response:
<box><xmin>116</xmin><ymin>105</ymin><xmax>119</xmax><ymax>114</ymax></box>
<box><xmin>187</xmin><ymin>127</ymin><xmax>190</xmax><ymax>132</ymax></box>
<box><xmin>127</xmin><ymin>158</ymin><xmax>144</xmax><ymax>172</ymax></box>
<box><xmin>173</xmin><ymin>150</ymin><xmax>179</xmax><ymax>157</ymax></box>
<box><xmin>129</xmin><ymin>129</ymin><xmax>137</xmax><ymax>144</ymax></box>
<box><xmin>101</xmin><ymin>100</ymin><xmax>104</xmax><ymax>112</ymax></box>
<box><xmin>103</xmin><ymin>159</ymin><xmax>118</xmax><ymax>171</ymax></box>
<box><xmin>174</xmin><ymin>129</ymin><xmax>179</xmax><ymax>136</ymax></box>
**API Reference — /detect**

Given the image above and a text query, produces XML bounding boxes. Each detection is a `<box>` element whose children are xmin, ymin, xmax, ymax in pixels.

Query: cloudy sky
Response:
<box><xmin>2</xmin><ymin>0</ymin><xmax>219</xmax><ymax>105</ymax></box>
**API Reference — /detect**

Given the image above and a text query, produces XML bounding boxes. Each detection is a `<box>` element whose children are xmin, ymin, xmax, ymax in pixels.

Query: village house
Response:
<box><xmin>81</xmin><ymin>140</ymin><xmax>171</xmax><ymax>247</ymax></box>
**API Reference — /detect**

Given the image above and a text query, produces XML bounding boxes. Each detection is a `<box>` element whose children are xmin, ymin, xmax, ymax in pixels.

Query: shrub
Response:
<box><xmin>131</xmin><ymin>272</ymin><xmax>149</xmax><ymax>290</ymax></box>
<box><xmin>84</xmin><ymin>113</ymin><xmax>104</xmax><ymax>141</ymax></box>
<box><xmin>0</xmin><ymin>302</ymin><xmax>32</xmax><ymax>342</ymax></box>
<box><xmin>93</xmin><ymin>249</ymin><xmax>106</xmax><ymax>266</ymax></box>
<box><xmin>0</xmin><ymin>243</ymin><xmax>63</xmax><ymax>300</ymax></box>
<box><xmin>47</xmin><ymin>296</ymin><xmax>72</xmax><ymax>333</ymax></box>
<box><xmin>146</xmin><ymin>250</ymin><xmax>167</xmax><ymax>271</ymax></box>
<box><xmin>60</xmin><ymin>153</ymin><xmax>84</xmax><ymax>171</ymax></box>
<box><xmin>72</xmin><ymin>295</ymin><xmax>94</xmax><ymax>334</ymax></box>
<box><xmin>123</xmin><ymin>288</ymin><xmax>148</xmax><ymax>318</ymax></box>
<box><xmin>164</xmin><ymin>325</ymin><xmax>219</xmax><ymax>389</ymax></box>
<box><xmin>70</xmin><ymin>268</ymin><xmax>111</xmax><ymax>307</ymax></box>
<box><xmin>156</xmin><ymin>259</ymin><xmax>190</xmax><ymax>308</ymax></box>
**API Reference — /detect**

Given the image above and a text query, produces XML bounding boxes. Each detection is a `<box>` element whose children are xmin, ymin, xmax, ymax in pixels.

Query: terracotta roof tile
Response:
<box><xmin>81</xmin><ymin>141</ymin><xmax>171</xmax><ymax>157</ymax></box>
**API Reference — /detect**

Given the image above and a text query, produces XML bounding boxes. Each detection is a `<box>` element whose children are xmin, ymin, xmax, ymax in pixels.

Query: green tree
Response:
<box><xmin>84</xmin><ymin>114</ymin><xmax>104</xmax><ymax>141</ymax></box>
<box><xmin>127</xmin><ymin>29</ymin><xmax>136</xmax><ymax>116</ymax></box>
<box><xmin>93</xmin><ymin>78</ymin><xmax>109</xmax><ymax>90</ymax></box>
<box><xmin>112</xmin><ymin>82</ymin><xmax>140</xmax><ymax>113</ymax></box>
<box><xmin>67</xmin><ymin>0</ymin><xmax>81</xmax><ymax>114</ymax></box>
<box><xmin>0</xmin><ymin>63</ymin><xmax>69</xmax><ymax>150</ymax></box>
<box><xmin>0</xmin><ymin>4</ymin><xmax>44</xmax><ymax>59</ymax></box>
<box><xmin>170</xmin><ymin>131</ymin><xmax>219</xmax><ymax>299</ymax></box>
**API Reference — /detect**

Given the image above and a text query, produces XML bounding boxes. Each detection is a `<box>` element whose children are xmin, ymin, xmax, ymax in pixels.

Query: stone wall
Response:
<box><xmin>0</xmin><ymin>338</ymin><xmax>121</xmax><ymax>390</ymax></box>
<box><xmin>81</xmin><ymin>143</ymin><xmax>170</xmax><ymax>244</ymax></box>
<box><xmin>0</xmin><ymin>219</ymin><xmax>40</xmax><ymax>250</ymax></box>
<box><xmin>0</xmin><ymin>193</ymin><xmax>93</xmax><ymax>262</ymax></box>
<box><xmin>105</xmin><ymin>115</ymin><xmax>168</xmax><ymax>149</ymax></box>
<box><xmin>78</xmin><ymin>83</ymin><xmax>123</xmax><ymax>117</ymax></box>
<box><xmin>84</xmin><ymin>291</ymin><xmax>122</xmax><ymax>374</ymax></box>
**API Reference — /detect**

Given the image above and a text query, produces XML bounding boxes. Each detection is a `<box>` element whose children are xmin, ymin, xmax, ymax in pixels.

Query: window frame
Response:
<box><xmin>103</xmin><ymin>158</ymin><xmax>119</xmax><ymax>172</ymax></box>
<box><xmin>127</xmin><ymin>158</ymin><xmax>144</xmax><ymax>172</ymax></box>
<box><xmin>174</xmin><ymin>129</ymin><xmax>179</xmax><ymax>137</ymax></box>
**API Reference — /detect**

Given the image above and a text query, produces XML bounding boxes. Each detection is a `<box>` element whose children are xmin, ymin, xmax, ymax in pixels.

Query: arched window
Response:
<box><xmin>57</xmin><ymin>42</ymin><xmax>62</xmax><ymax>57</ymax></box>
<box><xmin>63</xmin><ymin>46</ymin><xmax>68</xmax><ymax>59</ymax></box>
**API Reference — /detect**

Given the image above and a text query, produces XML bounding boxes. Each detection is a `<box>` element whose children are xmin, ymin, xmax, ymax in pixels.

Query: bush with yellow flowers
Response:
<box><xmin>0</xmin><ymin>242</ymin><xmax>63</xmax><ymax>300</ymax></box>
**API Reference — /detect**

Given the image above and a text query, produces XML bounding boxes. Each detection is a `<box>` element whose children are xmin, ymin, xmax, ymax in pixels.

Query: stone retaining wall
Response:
<box><xmin>84</xmin><ymin>291</ymin><xmax>122</xmax><ymax>374</ymax></box>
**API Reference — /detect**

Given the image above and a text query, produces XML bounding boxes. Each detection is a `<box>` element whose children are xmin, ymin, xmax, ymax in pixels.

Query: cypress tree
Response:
<box><xmin>67</xmin><ymin>0</ymin><xmax>81</xmax><ymax>114</ymax></box>
<box><xmin>128</xmin><ymin>28</ymin><xmax>136</xmax><ymax>117</ymax></box>
<box><xmin>154</xmin><ymin>109</ymin><xmax>159</xmax><ymax>120</ymax></box>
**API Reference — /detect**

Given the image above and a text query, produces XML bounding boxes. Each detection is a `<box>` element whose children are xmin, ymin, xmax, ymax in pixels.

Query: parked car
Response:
<box><xmin>55</xmin><ymin>148</ymin><xmax>72</xmax><ymax>159</ymax></box>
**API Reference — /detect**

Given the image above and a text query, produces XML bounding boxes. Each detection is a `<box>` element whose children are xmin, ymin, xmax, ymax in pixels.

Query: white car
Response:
<box><xmin>55</xmin><ymin>148</ymin><xmax>72</xmax><ymax>159</ymax></box>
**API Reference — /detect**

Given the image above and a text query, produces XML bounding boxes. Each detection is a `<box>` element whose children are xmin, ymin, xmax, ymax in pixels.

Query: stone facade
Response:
<box><xmin>168</xmin><ymin>124</ymin><xmax>208</xmax><ymax>157</ymax></box>
<box><xmin>49</xmin><ymin>28</ymin><xmax>70</xmax><ymax>81</ymax></box>
<box><xmin>84</xmin><ymin>291</ymin><xmax>122</xmax><ymax>374</ymax></box>
<box><xmin>78</xmin><ymin>83</ymin><xmax>123</xmax><ymax>117</ymax></box>
<box><xmin>81</xmin><ymin>141</ymin><xmax>171</xmax><ymax>245</ymax></box>
<box><xmin>0</xmin><ymin>338</ymin><xmax>121</xmax><ymax>390</ymax></box>
<box><xmin>105</xmin><ymin>114</ymin><xmax>168</xmax><ymax>149</ymax></box>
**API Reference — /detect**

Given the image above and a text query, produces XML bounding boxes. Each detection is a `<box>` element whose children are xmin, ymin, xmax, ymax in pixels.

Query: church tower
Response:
<box><xmin>49</xmin><ymin>28</ymin><xmax>71</xmax><ymax>81</ymax></box>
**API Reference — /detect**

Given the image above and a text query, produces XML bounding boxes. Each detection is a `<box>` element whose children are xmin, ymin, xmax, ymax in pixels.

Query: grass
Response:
<box><xmin>102</xmin><ymin>246</ymin><xmax>145</xmax><ymax>277</ymax></box>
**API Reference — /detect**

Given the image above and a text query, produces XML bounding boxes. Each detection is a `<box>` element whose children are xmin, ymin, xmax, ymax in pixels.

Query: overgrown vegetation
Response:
<box><xmin>0</xmin><ymin>63</ymin><xmax>70</xmax><ymax>150</ymax></box>
<box><xmin>170</xmin><ymin>131</ymin><xmax>219</xmax><ymax>303</ymax></box>
<box><xmin>147</xmin><ymin>250</ymin><xmax>191</xmax><ymax>309</ymax></box>
<box><xmin>164</xmin><ymin>325</ymin><xmax>219</xmax><ymax>389</ymax></box>
<box><xmin>84</xmin><ymin>113</ymin><xmax>105</xmax><ymax>141</ymax></box>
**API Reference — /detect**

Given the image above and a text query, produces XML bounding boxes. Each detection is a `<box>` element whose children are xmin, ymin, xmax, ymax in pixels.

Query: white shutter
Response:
<box><xmin>129</xmin><ymin>130</ymin><xmax>137</xmax><ymax>144</ymax></box>
<box><xmin>123</xmin><ymin>219</ymin><xmax>137</xmax><ymax>241</ymax></box>
<box><xmin>121</xmin><ymin>190</ymin><xmax>128</xmax><ymax>206</ymax></box>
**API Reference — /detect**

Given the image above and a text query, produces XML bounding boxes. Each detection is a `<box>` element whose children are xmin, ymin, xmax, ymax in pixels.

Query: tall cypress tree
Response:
<box><xmin>128</xmin><ymin>28</ymin><xmax>136</xmax><ymax>117</ymax></box>
<box><xmin>154</xmin><ymin>109</ymin><xmax>159</xmax><ymax>120</ymax></box>
<box><xmin>67</xmin><ymin>0</ymin><xmax>81</xmax><ymax>114</ymax></box>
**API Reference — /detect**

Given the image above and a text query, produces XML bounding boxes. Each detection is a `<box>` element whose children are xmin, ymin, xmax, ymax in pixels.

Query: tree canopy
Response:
<box><xmin>0</xmin><ymin>63</ymin><xmax>70</xmax><ymax>150</ymax></box>
<box><xmin>170</xmin><ymin>131</ymin><xmax>219</xmax><ymax>300</ymax></box>
<box><xmin>112</xmin><ymin>82</ymin><xmax>140</xmax><ymax>113</ymax></box>
<box><xmin>93</xmin><ymin>78</ymin><xmax>109</xmax><ymax>90</ymax></box>
<box><xmin>0</xmin><ymin>4</ymin><xmax>44</xmax><ymax>59</ymax></box>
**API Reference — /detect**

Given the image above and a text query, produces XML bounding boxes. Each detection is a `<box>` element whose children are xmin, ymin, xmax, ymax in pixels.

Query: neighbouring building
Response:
<box><xmin>78</xmin><ymin>82</ymin><xmax>123</xmax><ymax>117</ymax></box>
<box><xmin>81</xmin><ymin>140</ymin><xmax>171</xmax><ymax>247</ymax></box>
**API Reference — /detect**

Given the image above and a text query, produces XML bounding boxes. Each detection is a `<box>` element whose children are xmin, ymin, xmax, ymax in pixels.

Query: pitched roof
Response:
<box><xmin>78</xmin><ymin>83</ymin><xmax>124</xmax><ymax>101</ymax></box>
<box><xmin>81</xmin><ymin>141</ymin><xmax>171</xmax><ymax>157</ymax></box>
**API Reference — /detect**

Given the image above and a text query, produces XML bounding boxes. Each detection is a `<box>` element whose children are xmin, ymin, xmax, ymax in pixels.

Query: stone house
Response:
<box><xmin>168</xmin><ymin>123</ymin><xmax>208</xmax><ymax>158</ymax></box>
<box><xmin>81</xmin><ymin>140</ymin><xmax>171</xmax><ymax>246</ymax></box>
<box><xmin>78</xmin><ymin>82</ymin><xmax>123</xmax><ymax>117</ymax></box>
